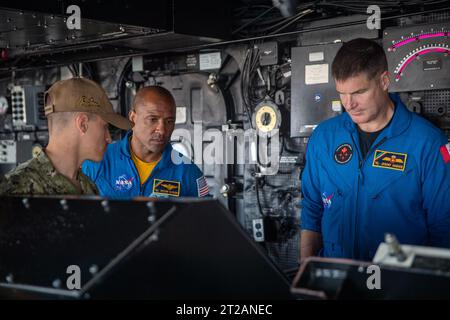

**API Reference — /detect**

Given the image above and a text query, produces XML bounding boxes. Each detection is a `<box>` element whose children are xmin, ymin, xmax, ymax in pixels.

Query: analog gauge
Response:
<box><xmin>252</xmin><ymin>100</ymin><xmax>282</xmax><ymax>134</ymax></box>
<box><xmin>383</xmin><ymin>24</ymin><xmax>450</xmax><ymax>91</ymax></box>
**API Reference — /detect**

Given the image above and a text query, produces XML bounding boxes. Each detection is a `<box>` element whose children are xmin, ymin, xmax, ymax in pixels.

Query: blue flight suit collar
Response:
<box><xmin>342</xmin><ymin>93</ymin><xmax>412</xmax><ymax>140</ymax></box>
<box><xmin>118</xmin><ymin>130</ymin><xmax>174</xmax><ymax>170</ymax></box>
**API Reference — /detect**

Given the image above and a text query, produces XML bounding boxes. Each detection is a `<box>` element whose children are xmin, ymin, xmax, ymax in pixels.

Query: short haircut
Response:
<box><xmin>332</xmin><ymin>38</ymin><xmax>388</xmax><ymax>81</ymax></box>
<box><xmin>47</xmin><ymin>112</ymin><xmax>96</xmax><ymax>134</ymax></box>
<box><xmin>132</xmin><ymin>86</ymin><xmax>175</xmax><ymax>112</ymax></box>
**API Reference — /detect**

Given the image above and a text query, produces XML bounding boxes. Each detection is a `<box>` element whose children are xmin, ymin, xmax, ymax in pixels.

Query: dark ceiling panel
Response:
<box><xmin>0</xmin><ymin>0</ymin><xmax>230</xmax><ymax>70</ymax></box>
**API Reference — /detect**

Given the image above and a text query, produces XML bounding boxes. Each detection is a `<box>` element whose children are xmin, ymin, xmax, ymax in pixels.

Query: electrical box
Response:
<box><xmin>290</xmin><ymin>43</ymin><xmax>342</xmax><ymax>137</ymax></box>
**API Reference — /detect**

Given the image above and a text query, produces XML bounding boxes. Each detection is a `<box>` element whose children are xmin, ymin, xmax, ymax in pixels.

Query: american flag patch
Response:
<box><xmin>440</xmin><ymin>143</ymin><xmax>450</xmax><ymax>164</ymax></box>
<box><xmin>196</xmin><ymin>176</ymin><xmax>209</xmax><ymax>197</ymax></box>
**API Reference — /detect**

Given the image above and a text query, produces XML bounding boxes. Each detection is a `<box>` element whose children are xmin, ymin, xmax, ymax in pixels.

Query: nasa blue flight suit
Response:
<box><xmin>82</xmin><ymin>131</ymin><xmax>209</xmax><ymax>199</ymax></box>
<box><xmin>301</xmin><ymin>94</ymin><xmax>450</xmax><ymax>261</ymax></box>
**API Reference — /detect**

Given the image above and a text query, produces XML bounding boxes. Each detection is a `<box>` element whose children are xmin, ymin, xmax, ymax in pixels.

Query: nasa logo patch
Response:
<box><xmin>114</xmin><ymin>175</ymin><xmax>135</xmax><ymax>191</ymax></box>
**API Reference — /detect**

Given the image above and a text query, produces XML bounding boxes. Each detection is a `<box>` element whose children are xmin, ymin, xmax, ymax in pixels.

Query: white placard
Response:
<box><xmin>305</xmin><ymin>64</ymin><xmax>329</xmax><ymax>85</ymax></box>
<box><xmin>332</xmin><ymin>100</ymin><xmax>343</xmax><ymax>112</ymax></box>
<box><xmin>283</xmin><ymin>70</ymin><xmax>292</xmax><ymax>78</ymax></box>
<box><xmin>309</xmin><ymin>51</ymin><xmax>324</xmax><ymax>62</ymax></box>
<box><xmin>176</xmin><ymin>107</ymin><xmax>187</xmax><ymax>124</ymax></box>
<box><xmin>199</xmin><ymin>52</ymin><xmax>221</xmax><ymax>70</ymax></box>
<box><xmin>280</xmin><ymin>156</ymin><xmax>298</xmax><ymax>164</ymax></box>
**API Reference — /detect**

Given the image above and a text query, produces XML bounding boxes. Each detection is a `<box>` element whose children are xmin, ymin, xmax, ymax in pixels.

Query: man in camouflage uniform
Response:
<box><xmin>0</xmin><ymin>150</ymin><xmax>99</xmax><ymax>195</ymax></box>
<box><xmin>0</xmin><ymin>77</ymin><xmax>131</xmax><ymax>196</ymax></box>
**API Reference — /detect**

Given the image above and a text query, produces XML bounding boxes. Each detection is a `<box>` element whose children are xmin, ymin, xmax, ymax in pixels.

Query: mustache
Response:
<box><xmin>151</xmin><ymin>134</ymin><xmax>165</xmax><ymax>140</ymax></box>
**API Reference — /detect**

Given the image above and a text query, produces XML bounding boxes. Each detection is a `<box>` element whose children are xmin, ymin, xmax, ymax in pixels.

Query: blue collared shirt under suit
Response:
<box><xmin>82</xmin><ymin>131</ymin><xmax>209</xmax><ymax>199</ymax></box>
<box><xmin>301</xmin><ymin>94</ymin><xmax>450</xmax><ymax>261</ymax></box>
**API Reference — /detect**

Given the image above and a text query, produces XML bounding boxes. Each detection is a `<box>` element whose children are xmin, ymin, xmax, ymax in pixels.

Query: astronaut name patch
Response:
<box><xmin>334</xmin><ymin>143</ymin><xmax>353</xmax><ymax>164</ymax></box>
<box><xmin>153</xmin><ymin>179</ymin><xmax>180</xmax><ymax>197</ymax></box>
<box><xmin>372</xmin><ymin>149</ymin><xmax>408</xmax><ymax>171</ymax></box>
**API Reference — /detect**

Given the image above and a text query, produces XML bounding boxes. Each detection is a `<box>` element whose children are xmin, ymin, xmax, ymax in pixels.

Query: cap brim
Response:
<box><xmin>99</xmin><ymin>113</ymin><xmax>133</xmax><ymax>130</ymax></box>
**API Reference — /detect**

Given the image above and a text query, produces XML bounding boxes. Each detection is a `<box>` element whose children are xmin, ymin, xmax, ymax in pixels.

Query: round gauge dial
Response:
<box><xmin>252</xmin><ymin>100</ymin><xmax>282</xmax><ymax>133</ymax></box>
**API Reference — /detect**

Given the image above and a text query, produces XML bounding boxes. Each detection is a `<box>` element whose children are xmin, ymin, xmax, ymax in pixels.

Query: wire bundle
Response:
<box><xmin>232</xmin><ymin>0</ymin><xmax>450</xmax><ymax>38</ymax></box>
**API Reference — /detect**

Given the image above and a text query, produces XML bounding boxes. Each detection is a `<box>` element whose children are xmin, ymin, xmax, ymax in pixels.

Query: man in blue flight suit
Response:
<box><xmin>300</xmin><ymin>38</ymin><xmax>450</xmax><ymax>262</ymax></box>
<box><xmin>82</xmin><ymin>86</ymin><xmax>209</xmax><ymax>199</ymax></box>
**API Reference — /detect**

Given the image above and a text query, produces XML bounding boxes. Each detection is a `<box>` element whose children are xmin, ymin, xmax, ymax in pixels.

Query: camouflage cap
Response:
<box><xmin>44</xmin><ymin>77</ymin><xmax>132</xmax><ymax>130</ymax></box>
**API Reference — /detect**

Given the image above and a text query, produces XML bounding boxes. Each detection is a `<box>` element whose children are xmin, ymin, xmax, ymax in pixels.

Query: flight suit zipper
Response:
<box><xmin>143</xmin><ymin>165</ymin><xmax>161</xmax><ymax>197</ymax></box>
<box><xmin>351</xmin><ymin>135</ymin><xmax>387</xmax><ymax>259</ymax></box>
<box><xmin>130</xmin><ymin>155</ymin><xmax>163</xmax><ymax>197</ymax></box>
<box><xmin>128</xmin><ymin>158</ymin><xmax>143</xmax><ymax>196</ymax></box>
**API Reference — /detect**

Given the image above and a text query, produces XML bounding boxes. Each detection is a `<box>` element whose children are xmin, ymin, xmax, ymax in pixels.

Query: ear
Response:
<box><xmin>129</xmin><ymin>109</ymin><xmax>136</xmax><ymax>123</ymax></box>
<box><xmin>75</xmin><ymin>113</ymin><xmax>90</xmax><ymax>134</ymax></box>
<box><xmin>380</xmin><ymin>71</ymin><xmax>390</xmax><ymax>91</ymax></box>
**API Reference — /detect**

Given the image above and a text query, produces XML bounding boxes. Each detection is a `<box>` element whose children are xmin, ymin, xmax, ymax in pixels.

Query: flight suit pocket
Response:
<box><xmin>369</xmin><ymin>153</ymin><xmax>417</xmax><ymax>196</ymax></box>
<box><xmin>369</xmin><ymin>165</ymin><xmax>420</xmax><ymax>210</ymax></box>
<box><xmin>367</xmin><ymin>165</ymin><xmax>423</xmax><ymax>244</ymax></box>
